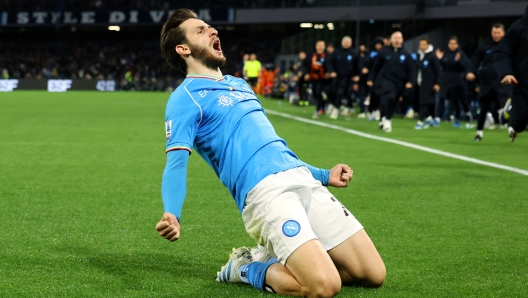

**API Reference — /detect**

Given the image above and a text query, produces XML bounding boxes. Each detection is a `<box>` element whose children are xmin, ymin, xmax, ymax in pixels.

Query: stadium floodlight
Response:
<box><xmin>108</xmin><ymin>26</ymin><xmax>120</xmax><ymax>31</ymax></box>
<box><xmin>300</xmin><ymin>23</ymin><xmax>313</xmax><ymax>28</ymax></box>
<box><xmin>314</xmin><ymin>24</ymin><xmax>324</xmax><ymax>29</ymax></box>
<box><xmin>327</xmin><ymin>23</ymin><xmax>334</xmax><ymax>30</ymax></box>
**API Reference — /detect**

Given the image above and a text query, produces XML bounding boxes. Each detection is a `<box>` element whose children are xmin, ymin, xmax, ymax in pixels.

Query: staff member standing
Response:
<box><xmin>495</xmin><ymin>5</ymin><xmax>528</xmax><ymax>142</ymax></box>
<box><xmin>367</xmin><ymin>31</ymin><xmax>414</xmax><ymax>133</ymax></box>
<box><xmin>413</xmin><ymin>37</ymin><xmax>442</xmax><ymax>130</ymax></box>
<box><xmin>365</xmin><ymin>37</ymin><xmax>385</xmax><ymax>121</ymax></box>
<box><xmin>243</xmin><ymin>53</ymin><xmax>262</xmax><ymax>92</ymax></box>
<box><xmin>326</xmin><ymin>36</ymin><xmax>359</xmax><ymax>120</ymax></box>
<box><xmin>303</xmin><ymin>40</ymin><xmax>328</xmax><ymax>119</ymax></box>
<box><xmin>435</xmin><ymin>37</ymin><xmax>470</xmax><ymax>127</ymax></box>
<box><xmin>467</xmin><ymin>23</ymin><xmax>512</xmax><ymax>141</ymax></box>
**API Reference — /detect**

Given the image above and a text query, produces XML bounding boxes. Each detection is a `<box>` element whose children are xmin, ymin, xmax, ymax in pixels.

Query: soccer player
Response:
<box><xmin>156</xmin><ymin>9</ymin><xmax>386</xmax><ymax>297</ymax></box>
<box><xmin>367</xmin><ymin>31</ymin><xmax>414</xmax><ymax>132</ymax></box>
<box><xmin>326</xmin><ymin>36</ymin><xmax>360</xmax><ymax>120</ymax></box>
<box><xmin>413</xmin><ymin>37</ymin><xmax>441</xmax><ymax>130</ymax></box>
<box><xmin>466</xmin><ymin>23</ymin><xmax>511</xmax><ymax>142</ymax></box>
<box><xmin>435</xmin><ymin>36</ymin><xmax>470</xmax><ymax>127</ymax></box>
<box><xmin>494</xmin><ymin>5</ymin><xmax>528</xmax><ymax>142</ymax></box>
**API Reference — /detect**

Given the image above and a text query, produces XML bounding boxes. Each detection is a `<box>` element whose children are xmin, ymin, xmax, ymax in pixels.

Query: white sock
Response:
<box><xmin>476</xmin><ymin>130</ymin><xmax>483</xmax><ymax>137</ymax></box>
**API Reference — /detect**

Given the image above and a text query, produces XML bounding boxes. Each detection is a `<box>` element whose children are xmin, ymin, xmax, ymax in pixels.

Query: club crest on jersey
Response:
<box><xmin>217</xmin><ymin>95</ymin><xmax>233</xmax><ymax>107</ymax></box>
<box><xmin>282</xmin><ymin>220</ymin><xmax>301</xmax><ymax>237</ymax></box>
<box><xmin>400</xmin><ymin>55</ymin><xmax>406</xmax><ymax>62</ymax></box>
<box><xmin>423</xmin><ymin>60</ymin><xmax>429</xmax><ymax>67</ymax></box>
<box><xmin>165</xmin><ymin>120</ymin><xmax>172</xmax><ymax>140</ymax></box>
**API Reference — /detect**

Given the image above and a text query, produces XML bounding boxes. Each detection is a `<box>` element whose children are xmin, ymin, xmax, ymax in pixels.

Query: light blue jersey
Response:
<box><xmin>165</xmin><ymin>74</ymin><xmax>305</xmax><ymax>213</ymax></box>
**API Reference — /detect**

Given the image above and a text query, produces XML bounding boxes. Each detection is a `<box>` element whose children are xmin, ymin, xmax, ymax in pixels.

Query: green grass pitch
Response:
<box><xmin>0</xmin><ymin>91</ymin><xmax>526</xmax><ymax>297</ymax></box>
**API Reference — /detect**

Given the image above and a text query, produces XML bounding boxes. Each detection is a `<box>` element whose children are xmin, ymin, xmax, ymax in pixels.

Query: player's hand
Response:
<box><xmin>435</xmin><ymin>48</ymin><xmax>444</xmax><ymax>60</ymax></box>
<box><xmin>328</xmin><ymin>164</ymin><xmax>353</xmax><ymax>188</ymax></box>
<box><xmin>455</xmin><ymin>52</ymin><xmax>461</xmax><ymax>61</ymax></box>
<box><xmin>466</xmin><ymin>72</ymin><xmax>476</xmax><ymax>81</ymax></box>
<box><xmin>367</xmin><ymin>80</ymin><xmax>373</xmax><ymax>87</ymax></box>
<box><xmin>405</xmin><ymin>82</ymin><xmax>413</xmax><ymax>89</ymax></box>
<box><xmin>433</xmin><ymin>84</ymin><xmax>440</xmax><ymax>92</ymax></box>
<box><xmin>501</xmin><ymin>75</ymin><xmax>518</xmax><ymax>85</ymax></box>
<box><xmin>330</xmin><ymin>72</ymin><xmax>337</xmax><ymax>78</ymax></box>
<box><xmin>156</xmin><ymin>212</ymin><xmax>181</xmax><ymax>242</ymax></box>
<box><xmin>362</xmin><ymin>67</ymin><xmax>369</xmax><ymax>75</ymax></box>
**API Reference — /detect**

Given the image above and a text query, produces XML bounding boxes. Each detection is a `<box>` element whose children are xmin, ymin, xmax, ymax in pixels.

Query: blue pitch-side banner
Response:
<box><xmin>0</xmin><ymin>8</ymin><xmax>234</xmax><ymax>26</ymax></box>
<box><xmin>0</xmin><ymin>79</ymin><xmax>117</xmax><ymax>92</ymax></box>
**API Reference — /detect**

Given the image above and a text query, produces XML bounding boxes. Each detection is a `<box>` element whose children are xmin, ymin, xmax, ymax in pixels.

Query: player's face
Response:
<box><xmin>491</xmin><ymin>27</ymin><xmax>504</xmax><ymax>43</ymax></box>
<box><xmin>391</xmin><ymin>33</ymin><xmax>403</xmax><ymax>48</ymax></box>
<box><xmin>448</xmin><ymin>39</ymin><xmax>458</xmax><ymax>51</ymax></box>
<box><xmin>419</xmin><ymin>40</ymin><xmax>428</xmax><ymax>52</ymax></box>
<box><xmin>315</xmin><ymin>41</ymin><xmax>325</xmax><ymax>54</ymax></box>
<box><xmin>375</xmin><ymin>43</ymin><xmax>383</xmax><ymax>51</ymax></box>
<box><xmin>181</xmin><ymin>18</ymin><xmax>226</xmax><ymax>69</ymax></box>
<box><xmin>341</xmin><ymin>38</ymin><xmax>352</xmax><ymax>49</ymax></box>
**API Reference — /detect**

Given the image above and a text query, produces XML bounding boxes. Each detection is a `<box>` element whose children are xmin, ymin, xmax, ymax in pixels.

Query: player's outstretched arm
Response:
<box><xmin>156</xmin><ymin>212</ymin><xmax>181</xmax><ymax>241</ymax></box>
<box><xmin>328</xmin><ymin>164</ymin><xmax>353</xmax><ymax>188</ymax></box>
<box><xmin>158</xmin><ymin>149</ymin><xmax>189</xmax><ymax>241</ymax></box>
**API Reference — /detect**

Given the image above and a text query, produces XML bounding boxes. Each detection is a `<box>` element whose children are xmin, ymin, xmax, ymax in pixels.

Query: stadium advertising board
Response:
<box><xmin>0</xmin><ymin>79</ymin><xmax>117</xmax><ymax>92</ymax></box>
<box><xmin>0</xmin><ymin>8</ymin><xmax>233</xmax><ymax>26</ymax></box>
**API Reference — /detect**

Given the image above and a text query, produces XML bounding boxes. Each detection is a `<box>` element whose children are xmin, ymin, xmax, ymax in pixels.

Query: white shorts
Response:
<box><xmin>242</xmin><ymin>166</ymin><xmax>364</xmax><ymax>265</ymax></box>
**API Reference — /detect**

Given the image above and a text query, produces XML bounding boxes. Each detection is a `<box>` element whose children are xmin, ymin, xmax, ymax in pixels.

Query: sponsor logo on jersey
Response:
<box><xmin>217</xmin><ymin>94</ymin><xmax>233</xmax><ymax>107</ymax></box>
<box><xmin>282</xmin><ymin>220</ymin><xmax>301</xmax><ymax>237</ymax></box>
<box><xmin>165</xmin><ymin>120</ymin><xmax>172</xmax><ymax>140</ymax></box>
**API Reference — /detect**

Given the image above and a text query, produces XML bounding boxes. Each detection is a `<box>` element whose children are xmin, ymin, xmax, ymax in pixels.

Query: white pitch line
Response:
<box><xmin>265</xmin><ymin>109</ymin><xmax>528</xmax><ymax>176</ymax></box>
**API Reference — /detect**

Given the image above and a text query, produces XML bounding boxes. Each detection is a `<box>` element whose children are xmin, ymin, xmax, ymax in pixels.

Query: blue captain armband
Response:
<box><xmin>301</xmin><ymin>162</ymin><xmax>330</xmax><ymax>186</ymax></box>
<box><xmin>161</xmin><ymin>150</ymin><xmax>190</xmax><ymax>221</ymax></box>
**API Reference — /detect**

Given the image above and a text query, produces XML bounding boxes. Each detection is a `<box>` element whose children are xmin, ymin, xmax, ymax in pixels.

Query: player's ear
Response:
<box><xmin>176</xmin><ymin>44</ymin><xmax>191</xmax><ymax>56</ymax></box>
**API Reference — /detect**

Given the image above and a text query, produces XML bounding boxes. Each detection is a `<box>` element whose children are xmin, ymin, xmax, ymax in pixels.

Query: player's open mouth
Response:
<box><xmin>213</xmin><ymin>40</ymin><xmax>222</xmax><ymax>53</ymax></box>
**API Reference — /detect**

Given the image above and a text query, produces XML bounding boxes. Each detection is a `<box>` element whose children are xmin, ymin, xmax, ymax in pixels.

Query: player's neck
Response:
<box><xmin>186</xmin><ymin>63</ymin><xmax>223</xmax><ymax>79</ymax></box>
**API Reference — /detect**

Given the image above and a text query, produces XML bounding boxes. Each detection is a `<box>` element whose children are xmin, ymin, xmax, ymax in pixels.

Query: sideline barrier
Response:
<box><xmin>0</xmin><ymin>79</ymin><xmax>117</xmax><ymax>92</ymax></box>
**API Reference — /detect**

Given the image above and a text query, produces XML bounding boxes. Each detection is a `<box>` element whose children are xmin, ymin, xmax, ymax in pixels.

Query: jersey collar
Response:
<box><xmin>186</xmin><ymin>74</ymin><xmax>225</xmax><ymax>82</ymax></box>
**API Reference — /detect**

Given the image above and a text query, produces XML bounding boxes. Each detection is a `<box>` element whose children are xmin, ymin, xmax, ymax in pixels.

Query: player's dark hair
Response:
<box><xmin>160</xmin><ymin>8</ymin><xmax>198</xmax><ymax>73</ymax></box>
<box><xmin>419</xmin><ymin>37</ymin><xmax>430</xmax><ymax>44</ymax></box>
<box><xmin>492</xmin><ymin>22</ymin><xmax>505</xmax><ymax>30</ymax></box>
<box><xmin>449</xmin><ymin>36</ymin><xmax>458</xmax><ymax>43</ymax></box>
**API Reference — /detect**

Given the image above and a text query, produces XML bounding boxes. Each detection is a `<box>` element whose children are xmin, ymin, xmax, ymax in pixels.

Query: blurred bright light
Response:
<box><xmin>314</xmin><ymin>24</ymin><xmax>324</xmax><ymax>29</ymax></box>
<box><xmin>108</xmin><ymin>26</ymin><xmax>120</xmax><ymax>31</ymax></box>
<box><xmin>300</xmin><ymin>23</ymin><xmax>313</xmax><ymax>28</ymax></box>
<box><xmin>369</xmin><ymin>19</ymin><xmax>375</xmax><ymax>24</ymax></box>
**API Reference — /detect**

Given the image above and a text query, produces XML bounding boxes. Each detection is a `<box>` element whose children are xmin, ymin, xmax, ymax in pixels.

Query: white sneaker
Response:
<box><xmin>383</xmin><ymin>120</ymin><xmax>392</xmax><ymax>132</ymax></box>
<box><xmin>216</xmin><ymin>247</ymin><xmax>253</xmax><ymax>283</ymax></box>
<box><xmin>330</xmin><ymin>108</ymin><xmax>339</xmax><ymax>119</ymax></box>
<box><xmin>379</xmin><ymin>116</ymin><xmax>386</xmax><ymax>129</ymax></box>
<box><xmin>375</xmin><ymin>110</ymin><xmax>380</xmax><ymax>121</ymax></box>
<box><xmin>250</xmin><ymin>244</ymin><xmax>272</xmax><ymax>263</ymax></box>
<box><xmin>357</xmin><ymin>112</ymin><xmax>366</xmax><ymax>119</ymax></box>
<box><xmin>326</xmin><ymin>104</ymin><xmax>335</xmax><ymax>115</ymax></box>
<box><xmin>312</xmin><ymin>111</ymin><xmax>319</xmax><ymax>119</ymax></box>
<box><xmin>340</xmin><ymin>107</ymin><xmax>350</xmax><ymax>116</ymax></box>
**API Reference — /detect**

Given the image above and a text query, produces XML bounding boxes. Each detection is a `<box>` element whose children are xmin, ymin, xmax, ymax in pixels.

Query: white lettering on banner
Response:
<box><xmin>47</xmin><ymin>80</ymin><xmax>72</xmax><ymax>92</ymax></box>
<box><xmin>81</xmin><ymin>12</ymin><xmax>96</xmax><ymax>24</ymax></box>
<box><xmin>129</xmin><ymin>10</ymin><xmax>139</xmax><ymax>23</ymax></box>
<box><xmin>96</xmin><ymin>80</ymin><xmax>116</xmax><ymax>91</ymax></box>
<box><xmin>109</xmin><ymin>11</ymin><xmax>126</xmax><ymax>23</ymax></box>
<box><xmin>17</xmin><ymin>12</ymin><xmax>29</xmax><ymax>24</ymax></box>
<box><xmin>51</xmin><ymin>12</ymin><xmax>61</xmax><ymax>23</ymax></box>
<box><xmin>149</xmin><ymin>10</ymin><xmax>165</xmax><ymax>23</ymax></box>
<box><xmin>0</xmin><ymin>80</ymin><xmax>19</xmax><ymax>92</ymax></box>
<box><xmin>32</xmin><ymin>12</ymin><xmax>47</xmax><ymax>24</ymax></box>
<box><xmin>198</xmin><ymin>9</ymin><xmax>211</xmax><ymax>21</ymax></box>
<box><xmin>63</xmin><ymin>12</ymin><xmax>78</xmax><ymax>24</ymax></box>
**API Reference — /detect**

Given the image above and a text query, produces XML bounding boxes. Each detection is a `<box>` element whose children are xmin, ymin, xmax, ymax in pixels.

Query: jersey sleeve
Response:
<box><xmin>165</xmin><ymin>91</ymin><xmax>202</xmax><ymax>154</ymax></box>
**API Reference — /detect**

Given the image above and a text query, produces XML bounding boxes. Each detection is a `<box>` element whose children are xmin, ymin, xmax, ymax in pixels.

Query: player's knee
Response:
<box><xmin>306</xmin><ymin>277</ymin><xmax>341</xmax><ymax>298</ymax></box>
<box><xmin>362</xmin><ymin>263</ymin><xmax>386</xmax><ymax>288</ymax></box>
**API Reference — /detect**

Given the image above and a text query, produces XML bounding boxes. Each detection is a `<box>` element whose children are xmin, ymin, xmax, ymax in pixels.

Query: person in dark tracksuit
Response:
<box><xmin>302</xmin><ymin>40</ymin><xmax>328</xmax><ymax>119</ymax></box>
<box><xmin>366</xmin><ymin>37</ymin><xmax>385</xmax><ymax>121</ymax></box>
<box><xmin>435</xmin><ymin>36</ymin><xmax>470</xmax><ymax>127</ymax></box>
<box><xmin>367</xmin><ymin>31</ymin><xmax>414</xmax><ymax>133</ymax></box>
<box><xmin>413</xmin><ymin>37</ymin><xmax>442</xmax><ymax>130</ymax></box>
<box><xmin>356</xmin><ymin>45</ymin><xmax>371</xmax><ymax>119</ymax></box>
<box><xmin>467</xmin><ymin>23</ymin><xmax>512</xmax><ymax>141</ymax></box>
<box><xmin>295</xmin><ymin>51</ymin><xmax>309</xmax><ymax>106</ymax></box>
<box><xmin>494</xmin><ymin>5</ymin><xmax>528</xmax><ymax>142</ymax></box>
<box><xmin>326</xmin><ymin>36</ymin><xmax>359</xmax><ymax>120</ymax></box>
